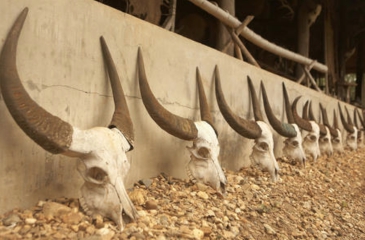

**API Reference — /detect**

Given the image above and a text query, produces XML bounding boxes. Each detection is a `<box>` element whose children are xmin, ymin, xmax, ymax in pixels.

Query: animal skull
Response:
<box><xmin>262</xmin><ymin>83</ymin><xmax>305</xmax><ymax>166</ymax></box>
<box><xmin>282</xmin><ymin>124</ymin><xmax>306</xmax><ymax>165</ymax></box>
<box><xmin>0</xmin><ymin>8</ymin><xmax>138</xmax><ymax>231</ymax></box>
<box><xmin>338</xmin><ymin>104</ymin><xmax>358</xmax><ymax>151</ymax></box>
<box><xmin>345</xmin><ymin>127</ymin><xmax>358</xmax><ymax>151</ymax></box>
<box><xmin>332</xmin><ymin>129</ymin><xmax>344</xmax><ymax>154</ymax></box>
<box><xmin>137</xmin><ymin>50</ymin><xmax>227</xmax><ymax>194</ymax></box>
<box><xmin>302</xmin><ymin>121</ymin><xmax>321</xmax><ymax>161</ymax></box>
<box><xmin>250</xmin><ymin>121</ymin><xmax>279</xmax><ymax>181</ymax></box>
<box><xmin>320</xmin><ymin>105</ymin><xmax>343</xmax><ymax>155</ymax></box>
<box><xmin>318</xmin><ymin>126</ymin><xmax>333</xmax><ymax>156</ymax></box>
<box><xmin>187</xmin><ymin>121</ymin><xmax>226</xmax><ymax>193</ymax></box>
<box><xmin>215</xmin><ymin>68</ymin><xmax>280</xmax><ymax>181</ymax></box>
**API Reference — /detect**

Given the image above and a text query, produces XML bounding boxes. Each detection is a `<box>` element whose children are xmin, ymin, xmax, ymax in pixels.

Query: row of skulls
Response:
<box><xmin>1</xmin><ymin>8</ymin><xmax>363</xmax><ymax>231</ymax></box>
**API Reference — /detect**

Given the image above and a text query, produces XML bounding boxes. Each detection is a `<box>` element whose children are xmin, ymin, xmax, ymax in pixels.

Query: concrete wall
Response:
<box><xmin>0</xmin><ymin>0</ymin><xmax>356</xmax><ymax>213</ymax></box>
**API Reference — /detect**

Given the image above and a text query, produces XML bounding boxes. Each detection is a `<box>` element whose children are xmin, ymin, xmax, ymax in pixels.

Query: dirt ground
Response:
<box><xmin>1</xmin><ymin>147</ymin><xmax>365</xmax><ymax>239</ymax></box>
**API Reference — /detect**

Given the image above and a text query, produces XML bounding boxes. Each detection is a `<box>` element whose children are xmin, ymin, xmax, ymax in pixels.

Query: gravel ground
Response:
<box><xmin>1</xmin><ymin>147</ymin><xmax>365</xmax><ymax>239</ymax></box>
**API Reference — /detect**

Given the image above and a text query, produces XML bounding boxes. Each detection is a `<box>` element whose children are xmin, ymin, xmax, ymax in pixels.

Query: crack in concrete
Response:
<box><xmin>40</xmin><ymin>84</ymin><xmax>223</xmax><ymax>114</ymax></box>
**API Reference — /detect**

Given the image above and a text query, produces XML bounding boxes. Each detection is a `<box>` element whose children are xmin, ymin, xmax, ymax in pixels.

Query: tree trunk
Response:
<box><xmin>215</xmin><ymin>0</ymin><xmax>235</xmax><ymax>56</ymax></box>
<box><xmin>337</xmin><ymin>0</ymin><xmax>347</xmax><ymax>100</ymax></box>
<box><xmin>296</xmin><ymin>0</ymin><xmax>321</xmax><ymax>79</ymax></box>
<box><xmin>324</xmin><ymin>0</ymin><xmax>337</xmax><ymax>94</ymax></box>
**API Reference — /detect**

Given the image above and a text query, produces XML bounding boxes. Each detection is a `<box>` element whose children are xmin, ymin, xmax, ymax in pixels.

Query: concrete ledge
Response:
<box><xmin>0</xmin><ymin>0</ymin><xmax>356</xmax><ymax>213</ymax></box>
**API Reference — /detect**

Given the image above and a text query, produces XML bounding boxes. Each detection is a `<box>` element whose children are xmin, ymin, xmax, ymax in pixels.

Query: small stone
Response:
<box><xmin>144</xmin><ymin>200</ymin><xmax>158</xmax><ymax>210</ymax></box>
<box><xmin>53</xmin><ymin>232</ymin><xmax>66</xmax><ymax>239</ymax></box>
<box><xmin>139</xmin><ymin>178</ymin><xmax>153</xmax><ymax>188</ymax></box>
<box><xmin>196</xmin><ymin>182</ymin><xmax>209</xmax><ymax>191</ymax></box>
<box><xmin>156</xmin><ymin>234</ymin><xmax>167</xmax><ymax>240</ymax></box>
<box><xmin>70</xmin><ymin>225</ymin><xmax>79</xmax><ymax>232</ymax></box>
<box><xmin>42</xmin><ymin>202</ymin><xmax>72</xmax><ymax>218</ymax></box>
<box><xmin>25</xmin><ymin>218</ymin><xmax>37</xmax><ymax>225</ymax></box>
<box><xmin>86</xmin><ymin>225</ymin><xmax>96</xmax><ymax>235</ymax></box>
<box><xmin>61</xmin><ymin>212</ymin><xmax>83</xmax><ymax>225</ymax></box>
<box><xmin>19</xmin><ymin>225</ymin><xmax>31</xmax><ymax>235</ymax></box>
<box><xmin>205</xmin><ymin>210</ymin><xmax>215</xmax><ymax>217</ymax></box>
<box><xmin>93</xmin><ymin>214</ymin><xmax>104</xmax><ymax>229</ymax></box>
<box><xmin>2</xmin><ymin>213</ymin><xmax>21</xmax><ymax>226</ymax></box>
<box><xmin>264</xmin><ymin>224</ymin><xmax>276</xmax><ymax>235</ymax></box>
<box><xmin>201</xmin><ymin>226</ymin><xmax>212</xmax><ymax>236</ymax></box>
<box><xmin>197</xmin><ymin>191</ymin><xmax>209</xmax><ymax>200</ymax></box>
<box><xmin>129</xmin><ymin>189</ymin><xmax>146</xmax><ymax>205</ymax></box>
<box><xmin>96</xmin><ymin>227</ymin><xmax>115</xmax><ymax>240</ymax></box>
<box><xmin>192</xmin><ymin>228</ymin><xmax>204</xmax><ymax>239</ymax></box>
<box><xmin>223</xmin><ymin>230</ymin><xmax>235</xmax><ymax>238</ymax></box>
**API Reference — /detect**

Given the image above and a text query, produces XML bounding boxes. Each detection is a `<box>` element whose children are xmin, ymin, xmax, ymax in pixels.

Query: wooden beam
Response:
<box><xmin>188</xmin><ymin>0</ymin><xmax>328</xmax><ymax>73</ymax></box>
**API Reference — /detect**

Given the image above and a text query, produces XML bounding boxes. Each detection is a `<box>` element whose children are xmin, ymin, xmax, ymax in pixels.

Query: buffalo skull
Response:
<box><xmin>292</xmin><ymin>98</ymin><xmax>320</xmax><ymax>161</ymax></box>
<box><xmin>0</xmin><ymin>8</ymin><xmax>138</xmax><ymax>230</ymax></box>
<box><xmin>215</xmin><ymin>67</ymin><xmax>281</xmax><ymax>181</ymax></box>
<box><xmin>338</xmin><ymin>103</ymin><xmax>358</xmax><ymax>151</ymax></box>
<box><xmin>330</xmin><ymin>109</ymin><xmax>345</xmax><ymax>154</ymax></box>
<box><xmin>308</xmin><ymin>102</ymin><xmax>333</xmax><ymax>157</ymax></box>
<box><xmin>261</xmin><ymin>82</ymin><xmax>306</xmax><ymax>166</ymax></box>
<box><xmin>137</xmin><ymin>49</ymin><xmax>227</xmax><ymax>194</ymax></box>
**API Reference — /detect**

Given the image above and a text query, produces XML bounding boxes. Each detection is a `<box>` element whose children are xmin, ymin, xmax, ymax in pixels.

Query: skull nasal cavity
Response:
<box><xmin>88</xmin><ymin>167</ymin><xmax>108</xmax><ymax>182</ymax></box>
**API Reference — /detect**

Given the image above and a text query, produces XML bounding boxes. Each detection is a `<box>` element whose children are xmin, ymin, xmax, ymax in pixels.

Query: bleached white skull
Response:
<box><xmin>319</xmin><ymin>126</ymin><xmax>333</xmax><ymax>156</ymax></box>
<box><xmin>320</xmin><ymin>105</ymin><xmax>343</xmax><ymax>155</ymax></box>
<box><xmin>262</xmin><ymin>83</ymin><xmax>306</xmax><ymax>166</ymax></box>
<box><xmin>332</xmin><ymin>129</ymin><xmax>344</xmax><ymax>154</ymax></box>
<box><xmin>345</xmin><ymin>127</ymin><xmax>358</xmax><ymax>151</ymax></box>
<box><xmin>250</xmin><ymin>121</ymin><xmax>279</xmax><ymax>181</ymax></box>
<box><xmin>283</xmin><ymin>124</ymin><xmax>306</xmax><ymax>165</ymax></box>
<box><xmin>357</xmin><ymin>131</ymin><xmax>364</xmax><ymax>147</ymax></box>
<box><xmin>302</xmin><ymin>121</ymin><xmax>321</xmax><ymax>161</ymax></box>
<box><xmin>74</xmin><ymin>128</ymin><xmax>137</xmax><ymax>230</ymax></box>
<box><xmin>0</xmin><ymin>9</ymin><xmax>138</xmax><ymax>231</ymax></box>
<box><xmin>137</xmin><ymin>51</ymin><xmax>227</xmax><ymax>193</ymax></box>
<box><xmin>187</xmin><ymin>121</ymin><xmax>226</xmax><ymax>192</ymax></box>
<box><xmin>338</xmin><ymin>104</ymin><xmax>358</xmax><ymax>151</ymax></box>
<box><xmin>215</xmin><ymin>70</ymin><xmax>281</xmax><ymax>181</ymax></box>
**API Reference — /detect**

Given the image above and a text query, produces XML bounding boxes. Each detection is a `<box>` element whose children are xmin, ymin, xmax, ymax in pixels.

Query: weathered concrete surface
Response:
<box><xmin>0</xmin><ymin>0</ymin><xmax>357</xmax><ymax>213</ymax></box>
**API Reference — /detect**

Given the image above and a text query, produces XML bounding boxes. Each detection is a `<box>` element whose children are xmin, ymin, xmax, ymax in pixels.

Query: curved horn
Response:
<box><xmin>0</xmin><ymin>8</ymin><xmax>73</xmax><ymax>154</ymax></box>
<box><xmin>353</xmin><ymin>108</ymin><xmax>359</xmax><ymax>129</ymax></box>
<box><xmin>282</xmin><ymin>83</ymin><xmax>294</xmax><ymax>124</ymax></box>
<box><xmin>196</xmin><ymin>67</ymin><xmax>217</xmax><ymax>135</ymax></box>
<box><xmin>137</xmin><ymin>48</ymin><xmax>198</xmax><ymax>140</ymax></box>
<box><xmin>333</xmin><ymin>109</ymin><xmax>339</xmax><ymax>130</ymax></box>
<box><xmin>308</xmin><ymin>102</ymin><xmax>317</xmax><ymax>122</ymax></box>
<box><xmin>338</xmin><ymin>103</ymin><xmax>354</xmax><ymax>133</ymax></box>
<box><xmin>261</xmin><ymin>81</ymin><xmax>296</xmax><ymax>138</ymax></box>
<box><xmin>356</xmin><ymin>108</ymin><xmax>365</xmax><ymax>129</ymax></box>
<box><xmin>247</xmin><ymin>76</ymin><xmax>263</xmax><ymax>122</ymax></box>
<box><xmin>309</xmin><ymin>102</ymin><xmax>327</xmax><ymax>136</ymax></box>
<box><xmin>292</xmin><ymin>97</ymin><xmax>312</xmax><ymax>132</ymax></box>
<box><xmin>319</xmin><ymin>103</ymin><xmax>338</xmax><ymax>137</ymax></box>
<box><xmin>100</xmin><ymin>37</ymin><xmax>134</xmax><ymax>149</ymax></box>
<box><xmin>302</xmin><ymin>101</ymin><xmax>309</xmax><ymax>120</ymax></box>
<box><xmin>345</xmin><ymin>106</ymin><xmax>354</xmax><ymax>126</ymax></box>
<box><xmin>214</xmin><ymin>66</ymin><xmax>261</xmax><ymax>139</ymax></box>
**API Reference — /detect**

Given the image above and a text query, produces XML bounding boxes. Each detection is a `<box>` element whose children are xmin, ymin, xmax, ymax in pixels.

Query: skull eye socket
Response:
<box><xmin>332</xmin><ymin>138</ymin><xmax>340</xmax><ymax>143</ymax></box>
<box><xmin>197</xmin><ymin>147</ymin><xmax>210</xmax><ymax>159</ymax></box>
<box><xmin>291</xmin><ymin>140</ymin><xmax>299</xmax><ymax>147</ymax></box>
<box><xmin>349</xmin><ymin>136</ymin><xmax>356</xmax><ymax>140</ymax></box>
<box><xmin>88</xmin><ymin>167</ymin><xmax>108</xmax><ymax>183</ymax></box>
<box><xmin>322</xmin><ymin>138</ymin><xmax>329</xmax><ymax>142</ymax></box>
<box><xmin>258</xmin><ymin>142</ymin><xmax>269</xmax><ymax>151</ymax></box>
<box><xmin>309</xmin><ymin>135</ymin><xmax>317</xmax><ymax>141</ymax></box>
